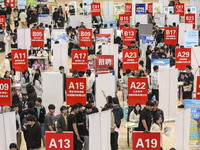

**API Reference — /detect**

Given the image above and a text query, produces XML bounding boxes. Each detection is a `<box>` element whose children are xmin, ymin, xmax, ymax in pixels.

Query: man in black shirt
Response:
<box><xmin>178</xmin><ymin>65</ymin><xmax>194</xmax><ymax>108</ymax></box>
<box><xmin>53</xmin><ymin>8</ymin><xmax>59</xmax><ymax>26</ymax></box>
<box><xmin>68</xmin><ymin>104</ymin><xmax>82</xmax><ymax>150</ymax></box>
<box><xmin>59</xmin><ymin>66</ymin><xmax>66</xmax><ymax>102</ymax></box>
<box><xmin>57</xmin><ymin>12</ymin><xmax>64</xmax><ymax>28</ymax></box>
<box><xmin>88</xmin><ymin>100</ymin><xmax>99</xmax><ymax>113</ymax></box>
<box><xmin>138</xmin><ymin>101</ymin><xmax>153</xmax><ymax>131</ymax></box>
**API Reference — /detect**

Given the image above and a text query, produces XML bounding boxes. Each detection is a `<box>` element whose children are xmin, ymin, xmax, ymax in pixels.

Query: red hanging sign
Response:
<box><xmin>148</xmin><ymin>3</ymin><xmax>153</xmax><ymax>16</ymax></box>
<box><xmin>66</xmin><ymin>77</ymin><xmax>86</xmax><ymax>105</ymax></box>
<box><xmin>125</xmin><ymin>3</ymin><xmax>132</xmax><ymax>16</ymax></box>
<box><xmin>119</xmin><ymin>14</ymin><xmax>130</xmax><ymax>29</ymax></box>
<box><xmin>31</xmin><ymin>29</ymin><xmax>44</xmax><ymax>47</ymax></box>
<box><xmin>132</xmin><ymin>132</ymin><xmax>160</xmax><ymax>150</ymax></box>
<box><xmin>128</xmin><ymin>77</ymin><xmax>148</xmax><ymax>105</ymax></box>
<box><xmin>0</xmin><ymin>79</ymin><xmax>11</xmax><ymax>106</ymax></box>
<box><xmin>123</xmin><ymin>28</ymin><xmax>136</xmax><ymax>46</ymax></box>
<box><xmin>79</xmin><ymin>29</ymin><xmax>92</xmax><ymax>47</ymax></box>
<box><xmin>95</xmin><ymin>55</ymin><xmax>114</xmax><ymax>73</ymax></box>
<box><xmin>175</xmin><ymin>3</ymin><xmax>184</xmax><ymax>16</ymax></box>
<box><xmin>196</xmin><ymin>76</ymin><xmax>200</xmax><ymax>100</ymax></box>
<box><xmin>0</xmin><ymin>16</ymin><xmax>5</xmax><ymax>29</ymax></box>
<box><xmin>72</xmin><ymin>49</ymin><xmax>88</xmax><ymax>71</ymax></box>
<box><xmin>122</xmin><ymin>49</ymin><xmax>138</xmax><ymax>71</ymax></box>
<box><xmin>175</xmin><ymin>48</ymin><xmax>191</xmax><ymax>70</ymax></box>
<box><xmin>91</xmin><ymin>3</ymin><xmax>101</xmax><ymax>16</ymax></box>
<box><xmin>46</xmin><ymin>132</ymin><xmax>73</xmax><ymax>150</ymax></box>
<box><xmin>5</xmin><ymin>0</ymin><xmax>15</xmax><ymax>8</ymax></box>
<box><xmin>164</xmin><ymin>27</ymin><xmax>178</xmax><ymax>45</ymax></box>
<box><xmin>12</xmin><ymin>49</ymin><xmax>28</xmax><ymax>71</ymax></box>
<box><xmin>185</xmin><ymin>14</ymin><xmax>196</xmax><ymax>29</ymax></box>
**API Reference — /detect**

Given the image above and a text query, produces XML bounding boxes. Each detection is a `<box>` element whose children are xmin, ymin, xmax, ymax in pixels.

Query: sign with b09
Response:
<box><xmin>132</xmin><ymin>132</ymin><xmax>160</xmax><ymax>150</ymax></box>
<box><xmin>46</xmin><ymin>132</ymin><xmax>73</xmax><ymax>150</ymax></box>
<box><xmin>0</xmin><ymin>79</ymin><xmax>11</xmax><ymax>106</ymax></box>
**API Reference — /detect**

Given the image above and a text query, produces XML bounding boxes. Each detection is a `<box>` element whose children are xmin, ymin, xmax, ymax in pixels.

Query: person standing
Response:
<box><xmin>59</xmin><ymin>66</ymin><xmax>66</xmax><ymax>102</ymax></box>
<box><xmin>53</xmin><ymin>8</ymin><xmax>59</xmax><ymax>25</ymax></box>
<box><xmin>34</xmin><ymin>98</ymin><xmax>46</xmax><ymax>147</ymax></box>
<box><xmin>26</xmin><ymin>115</ymin><xmax>42</xmax><ymax>150</ymax></box>
<box><xmin>13</xmin><ymin>8</ymin><xmax>19</xmax><ymax>27</ymax></box>
<box><xmin>19</xmin><ymin>9</ymin><xmax>27</xmax><ymax>28</ymax></box>
<box><xmin>57</xmin><ymin>12</ymin><xmax>64</xmax><ymax>28</ymax></box>
<box><xmin>138</xmin><ymin>101</ymin><xmax>153</xmax><ymax>131</ymax></box>
<box><xmin>33</xmin><ymin>73</ymin><xmax>43</xmax><ymax>97</ymax></box>
<box><xmin>4</xmin><ymin>28</ymin><xmax>11</xmax><ymax>55</ymax></box>
<box><xmin>43</xmin><ymin>5</ymin><xmax>49</xmax><ymax>14</ymax></box>
<box><xmin>68</xmin><ymin>104</ymin><xmax>82</xmax><ymax>150</ymax></box>
<box><xmin>151</xmin><ymin>65</ymin><xmax>159</xmax><ymax>101</ymax></box>
<box><xmin>6</xmin><ymin>4</ymin><xmax>12</xmax><ymax>25</ymax></box>
<box><xmin>146</xmin><ymin>45</ymin><xmax>152</xmax><ymax>72</ymax></box>
<box><xmin>64</xmin><ymin>4</ymin><xmax>69</xmax><ymax>23</ymax></box>
<box><xmin>121</xmin><ymin>69</ymin><xmax>133</xmax><ymax>102</ymax></box>
<box><xmin>178</xmin><ymin>65</ymin><xmax>194</xmax><ymax>108</ymax></box>
<box><xmin>57</xmin><ymin>106</ymin><xmax>68</xmax><ymax>132</ymax></box>
<box><xmin>44</xmin><ymin>104</ymin><xmax>56</xmax><ymax>132</ymax></box>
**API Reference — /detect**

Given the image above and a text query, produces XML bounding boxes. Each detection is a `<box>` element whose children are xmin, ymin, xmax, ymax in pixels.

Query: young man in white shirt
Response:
<box><xmin>37</xmin><ymin>47</ymin><xmax>48</xmax><ymax>69</ymax></box>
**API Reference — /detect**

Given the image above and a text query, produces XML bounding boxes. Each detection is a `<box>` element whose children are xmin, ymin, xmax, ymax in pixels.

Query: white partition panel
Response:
<box><xmin>159</xmin><ymin>68</ymin><xmax>178</xmax><ymax>121</ymax></box>
<box><xmin>42</xmin><ymin>72</ymin><xmax>63</xmax><ymax>115</ymax></box>
<box><xmin>178</xmin><ymin>23</ymin><xmax>193</xmax><ymax>46</ymax></box>
<box><xmin>166</xmin><ymin>14</ymin><xmax>180</xmax><ymax>26</ymax></box>
<box><xmin>17</xmin><ymin>28</ymin><xmax>31</xmax><ymax>50</ymax></box>
<box><xmin>96</xmin><ymin>73</ymin><xmax>115</xmax><ymax>110</ymax></box>
<box><xmin>135</xmin><ymin>14</ymin><xmax>148</xmax><ymax>24</ymax></box>
<box><xmin>89</xmin><ymin>113</ymin><xmax>101</xmax><ymax>150</ymax></box>
<box><xmin>174</xmin><ymin>109</ymin><xmax>190</xmax><ymax>150</ymax></box>
<box><xmin>102</xmin><ymin>44</ymin><xmax>118</xmax><ymax>77</ymax></box>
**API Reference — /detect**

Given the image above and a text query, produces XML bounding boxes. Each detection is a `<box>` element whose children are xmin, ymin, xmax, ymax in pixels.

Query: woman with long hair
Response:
<box><xmin>26</xmin><ymin>84</ymin><xmax>37</xmax><ymax>103</ymax></box>
<box><xmin>33</xmin><ymin>73</ymin><xmax>43</xmax><ymax>97</ymax></box>
<box><xmin>146</xmin><ymin>45</ymin><xmax>152</xmax><ymax>72</ymax></box>
<box><xmin>129</xmin><ymin>103</ymin><xmax>141</xmax><ymax>123</ymax></box>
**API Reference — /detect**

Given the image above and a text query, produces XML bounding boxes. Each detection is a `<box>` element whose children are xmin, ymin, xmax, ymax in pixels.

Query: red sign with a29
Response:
<box><xmin>31</xmin><ymin>29</ymin><xmax>44</xmax><ymax>47</ymax></box>
<box><xmin>46</xmin><ymin>132</ymin><xmax>73</xmax><ymax>150</ymax></box>
<box><xmin>0</xmin><ymin>79</ymin><xmax>11</xmax><ymax>106</ymax></box>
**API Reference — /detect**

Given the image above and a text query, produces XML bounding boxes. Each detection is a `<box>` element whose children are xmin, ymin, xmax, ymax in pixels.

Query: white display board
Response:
<box><xmin>135</xmin><ymin>14</ymin><xmax>148</xmax><ymax>24</ymax></box>
<box><xmin>89</xmin><ymin>110</ymin><xmax>111</xmax><ymax>150</ymax></box>
<box><xmin>42</xmin><ymin>72</ymin><xmax>64</xmax><ymax>115</ymax></box>
<box><xmin>102</xmin><ymin>44</ymin><xmax>118</xmax><ymax>77</ymax></box>
<box><xmin>159</xmin><ymin>68</ymin><xmax>178</xmax><ymax>121</ymax></box>
<box><xmin>178</xmin><ymin>23</ymin><xmax>193</xmax><ymax>46</ymax></box>
<box><xmin>103</xmin><ymin>1</ymin><xmax>113</xmax><ymax>16</ymax></box>
<box><xmin>0</xmin><ymin>112</ymin><xmax>16</xmax><ymax>150</ymax></box>
<box><xmin>191</xmin><ymin>46</ymin><xmax>200</xmax><ymax>92</ymax></box>
<box><xmin>69</xmin><ymin>15</ymin><xmax>81</xmax><ymax>28</ymax></box>
<box><xmin>52</xmin><ymin>43</ymin><xmax>68</xmax><ymax>74</ymax></box>
<box><xmin>154</xmin><ymin>13</ymin><xmax>165</xmax><ymax>27</ymax></box>
<box><xmin>100</xmin><ymin>110</ymin><xmax>111</xmax><ymax>150</ymax></box>
<box><xmin>80</xmin><ymin>15</ymin><xmax>92</xmax><ymax>28</ymax></box>
<box><xmin>100</xmin><ymin>29</ymin><xmax>114</xmax><ymax>44</ymax></box>
<box><xmin>38</xmin><ymin>14</ymin><xmax>52</xmax><ymax>26</ymax></box>
<box><xmin>17</xmin><ymin>28</ymin><xmax>31</xmax><ymax>50</ymax></box>
<box><xmin>96</xmin><ymin>73</ymin><xmax>115</xmax><ymax>110</ymax></box>
<box><xmin>174</xmin><ymin>109</ymin><xmax>190</xmax><ymax>150</ymax></box>
<box><xmin>89</xmin><ymin>113</ymin><xmax>101</xmax><ymax>150</ymax></box>
<box><xmin>166</xmin><ymin>14</ymin><xmax>180</xmax><ymax>26</ymax></box>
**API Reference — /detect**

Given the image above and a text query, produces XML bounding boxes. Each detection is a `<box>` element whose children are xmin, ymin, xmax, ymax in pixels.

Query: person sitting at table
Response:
<box><xmin>129</xmin><ymin>103</ymin><xmax>141</xmax><ymax>123</ymax></box>
<box><xmin>28</xmin><ymin>45</ymin><xmax>36</xmax><ymax>67</ymax></box>
<box><xmin>37</xmin><ymin>47</ymin><xmax>48</xmax><ymax>70</ymax></box>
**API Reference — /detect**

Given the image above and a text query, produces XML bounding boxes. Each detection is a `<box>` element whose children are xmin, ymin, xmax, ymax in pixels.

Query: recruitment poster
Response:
<box><xmin>125</xmin><ymin>3</ymin><xmax>132</xmax><ymax>16</ymax></box>
<box><xmin>79</xmin><ymin>29</ymin><xmax>92</xmax><ymax>47</ymax></box>
<box><xmin>95</xmin><ymin>34</ymin><xmax>111</xmax><ymax>52</ymax></box>
<box><xmin>196</xmin><ymin>76</ymin><xmax>200</xmax><ymax>100</ymax></box>
<box><xmin>135</xmin><ymin>3</ymin><xmax>146</xmax><ymax>14</ymax></box>
<box><xmin>119</xmin><ymin>14</ymin><xmax>130</xmax><ymax>29</ymax></box>
<box><xmin>91</xmin><ymin>3</ymin><xmax>101</xmax><ymax>16</ymax></box>
<box><xmin>95</xmin><ymin>55</ymin><xmax>114</xmax><ymax>73</ymax></box>
<box><xmin>184</xmin><ymin>30</ymin><xmax>199</xmax><ymax>48</ymax></box>
<box><xmin>151</xmin><ymin>59</ymin><xmax>170</xmax><ymax>72</ymax></box>
<box><xmin>66</xmin><ymin>77</ymin><xmax>86</xmax><ymax>105</ymax></box>
<box><xmin>12</xmin><ymin>49</ymin><xmax>28</xmax><ymax>71</ymax></box>
<box><xmin>123</xmin><ymin>28</ymin><xmax>136</xmax><ymax>46</ymax></box>
<box><xmin>0</xmin><ymin>16</ymin><xmax>5</xmax><ymax>29</ymax></box>
<box><xmin>128</xmin><ymin>77</ymin><xmax>148</xmax><ymax>105</ymax></box>
<box><xmin>0</xmin><ymin>79</ymin><xmax>11</xmax><ymax>106</ymax></box>
<box><xmin>148</xmin><ymin>3</ymin><xmax>153</xmax><ymax>16</ymax></box>
<box><xmin>185</xmin><ymin>100</ymin><xmax>200</xmax><ymax>146</ymax></box>
<box><xmin>175</xmin><ymin>48</ymin><xmax>191</xmax><ymax>70</ymax></box>
<box><xmin>175</xmin><ymin>3</ymin><xmax>184</xmax><ymax>16</ymax></box>
<box><xmin>31</xmin><ymin>29</ymin><xmax>44</xmax><ymax>47</ymax></box>
<box><xmin>114</xmin><ymin>3</ymin><xmax>125</xmax><ymax>21</ymax></box>
<box><xmin>72</xmin><ymin>49</ymin><xmax>88</xmax><ymax>71</ymax></box>
<box><xmin>27</xmin><ymin>0</ymin><xmax>37</xmax><ymax>8</ymax></box>
<box><xmin>164</xmin><ymin>27</ymin><xmax>178</xmax><ymax>45</ymax></box>
<box><xmin>185</xmin><ymin>14</ymin><xmax>196</xmax><ymax>29</ymax></box>
<box><xmin>122</xmin><ymin>49</ymin><xmax>138</xmax><ymax>71</ymax></box>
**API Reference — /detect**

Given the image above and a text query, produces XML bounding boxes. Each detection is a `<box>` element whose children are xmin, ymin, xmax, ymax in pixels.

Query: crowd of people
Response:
<box><xmin>0</xmin><ymin>0</ymin><xmax>199</xmax><ymax>150</ymax></box>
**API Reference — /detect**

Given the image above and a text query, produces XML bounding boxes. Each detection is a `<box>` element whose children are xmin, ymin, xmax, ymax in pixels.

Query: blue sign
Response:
<box><xmin>184</xmin><ymin>30</ymin><xmax>199</xmax><ymax>48</ymax></box>
<box><xmin>140</xmin><ymin>35</ymin><xmax>155</xmax><ymax>45</ymax></box>
<box><xmin>103</xmin><ymin>21</ymin><xmax>117</xmax><ymax>28</ymax></box>
<box><xmin>135</xmin><ymin>4</ymin><xmax>146</xmax><ymax>14</ymax></box>
<box><xmin>151</xmin><ymin>59</ymin><xmax>170</xmax><ymax>72</ymax></box>
<box><xmin>185</xmin><ymin>99</ymin><xmax>200</xmax><ymax>145</ymax></box>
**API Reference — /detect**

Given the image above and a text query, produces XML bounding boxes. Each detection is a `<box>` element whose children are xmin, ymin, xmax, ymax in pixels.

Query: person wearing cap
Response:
<box><xmin>178</xmin><ymin>65</ymin><xmax>194</xmax><ymax>108</ymax></box>
<box><xmin>138</xmin><ymin>101</ymin><xmax>153</xmax><ymax>131</ymax></box>
<box><xmin>121</xmin><ymin>69</ymin><xmax>133</xmax><ymax>102</ymax></box>
<box><xmin>57</xmin><ymin>106</ymin><xmax>68</xmax><ymax>132</ymax></box>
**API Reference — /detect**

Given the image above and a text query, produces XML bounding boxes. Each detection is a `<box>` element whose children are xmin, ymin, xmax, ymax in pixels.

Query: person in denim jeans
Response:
<box><xmin>6</xmin><ymin>4</ymin><xmax>12</xmax><ymax>25</ymax></box>
<box><xmin>34</xmin><ymin>98</ymin><xmax>46</xmax><ymax>147</ymax></box>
